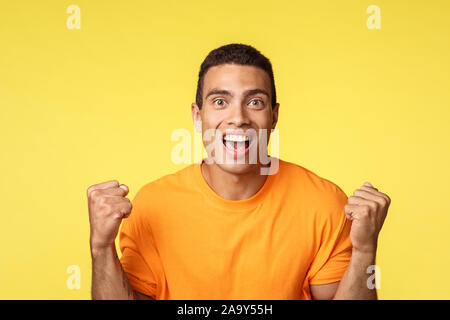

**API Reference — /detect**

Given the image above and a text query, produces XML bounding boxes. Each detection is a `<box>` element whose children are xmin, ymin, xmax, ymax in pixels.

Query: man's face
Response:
<box><xmin>191</xmin><ymin>63</ymin><xmax>279</xmax><ymax>175</ymax></box>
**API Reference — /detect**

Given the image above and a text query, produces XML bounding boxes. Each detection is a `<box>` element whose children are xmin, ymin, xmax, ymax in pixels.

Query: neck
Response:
<box><xmin>201</xmin><ymin>161</ymin><xmax>270</xmax><ymax>201</ymax></box>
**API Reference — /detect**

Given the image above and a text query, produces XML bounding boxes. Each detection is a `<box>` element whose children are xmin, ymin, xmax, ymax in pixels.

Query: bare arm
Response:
<box><xmin>311</xmin><ymin>182</ymin><xmax>390</xmax><ymax>300</ymax></box>
<box><xmin>332</xmin><ymin>249</ymin><xmax>376</xmax><ymax>299</ymax></box>
<box><xmin>91</xmin><ymin>244</ymin><xmax>153</xmax><ymax>300</ymax></box>
<box><xmin>310</xmin><ymin>282</ymin><xmax>340</xmax><ymax>300</ymax></box>
<box><xmin>88</xmin><ymin>180</ymin><xmax>154</xmax><ymax>300</ymax></box>
<box><xmin>310</xmin><ymin>250</ymin><xmax>376</xmax><ymax>300</ymax></box>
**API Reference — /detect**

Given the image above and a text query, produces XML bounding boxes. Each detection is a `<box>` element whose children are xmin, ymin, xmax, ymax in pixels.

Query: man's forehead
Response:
<box><xmin>203</xmin><ymin>64</ymin><xmax>271</xmax><ymax>93</ymax></box>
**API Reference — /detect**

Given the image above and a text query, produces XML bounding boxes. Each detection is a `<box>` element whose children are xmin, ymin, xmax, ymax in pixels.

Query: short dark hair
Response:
<box><xmin>195</xmin><ymin>43</ymin><xmax>277</xmax><ymax>109</ymax></box>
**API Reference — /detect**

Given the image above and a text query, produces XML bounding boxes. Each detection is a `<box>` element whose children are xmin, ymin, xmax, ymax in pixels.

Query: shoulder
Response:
<box><xmin>131</xmin><ymin>164</ymin><xmax>197</xmax><ymax>210</ymax></box>
<box><xmin>278</xmin><ymin>159</ymin><xmax>348</xmax><ymax>211</ymax></box>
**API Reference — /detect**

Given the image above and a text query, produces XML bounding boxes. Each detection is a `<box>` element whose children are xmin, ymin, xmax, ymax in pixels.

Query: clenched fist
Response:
<box><xmin>87</xmin><ymin>180</ymin><xmax>132</xmax><ymax>251</ymax></box>
<box><xmin>345</xmin><ymin>182</ymin><xmax>391</xmax><ymax>254</ymax></box>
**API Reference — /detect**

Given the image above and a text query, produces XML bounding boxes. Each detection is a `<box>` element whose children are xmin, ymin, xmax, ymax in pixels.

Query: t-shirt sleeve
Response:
<box><xmin>307</xmin><ymin>187</ymin><xmax>353</xmax><ymax>285</ymax></box>
<box><xmin>119</xmin><ymin>188</ymin><xmax>159</xmax><ymax>298</ymax></box>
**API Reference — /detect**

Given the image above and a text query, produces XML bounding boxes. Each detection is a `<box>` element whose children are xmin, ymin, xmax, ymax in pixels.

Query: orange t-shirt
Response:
<box><xmin>119</xmin><ymin>158</ymin><xmax>352</xmax><ymax>299</ymax></box>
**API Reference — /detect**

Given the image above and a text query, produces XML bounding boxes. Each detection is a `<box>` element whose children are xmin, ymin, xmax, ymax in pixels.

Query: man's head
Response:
<box><xmin>191</xmin><ymin>43</ymin><xmax>280</xmax><ymax>175</ymax></box>
<box><xmin>195</xmin><ymin>43</ymin><xmax>277</xmax><ymax>110</ymax></box>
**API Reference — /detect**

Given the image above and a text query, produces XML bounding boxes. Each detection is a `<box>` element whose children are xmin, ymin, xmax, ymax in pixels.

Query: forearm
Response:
<box><xmin>333</xmin><ymin>249</ymin><xmax>377</xmax><ymax>300</ymax></box>
<box><xmin>91</xmin><ymin>243</ymin><xmax>137</xmax><ymax>300</ymax></box>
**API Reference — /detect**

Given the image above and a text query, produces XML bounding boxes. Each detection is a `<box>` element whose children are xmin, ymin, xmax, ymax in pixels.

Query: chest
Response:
<box><xmin>153</xmin><ymin>204</ymin><xmax>316</xmax><ymax>299</ymax></box>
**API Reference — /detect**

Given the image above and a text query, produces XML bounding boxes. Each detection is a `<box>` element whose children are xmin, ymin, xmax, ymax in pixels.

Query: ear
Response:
<box><xmin>271</xmin><ymin>103</ymin><xmax>280</xmax><ymax>129</ymax></box>
<box><xmin>191</xmin><ymin>102</ymin><xmax>202</xmax><ymax>133</ymax></box>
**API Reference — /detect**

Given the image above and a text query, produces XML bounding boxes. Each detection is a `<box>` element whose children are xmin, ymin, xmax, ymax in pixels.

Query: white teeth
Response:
<box><xmin>223</xmin><ymin>134</ymin><xmax>250</xmax><ymax>142</ymax></box>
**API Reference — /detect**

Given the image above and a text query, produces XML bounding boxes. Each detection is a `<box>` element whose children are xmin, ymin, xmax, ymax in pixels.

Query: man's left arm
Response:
<box><xmin>310</xmin><ymin>182</ymin><xmax>391</xmax><ymax>300</ymax></box>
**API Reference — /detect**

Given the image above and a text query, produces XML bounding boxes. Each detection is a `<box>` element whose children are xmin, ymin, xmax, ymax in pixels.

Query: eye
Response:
<box><xmin>249</xmin><ymin>99</ymin><xmax>264</xmax><ymax>107</ymax></box>
<box><xmin>213</xmin><ymin>99</ymin><xmax>226</xmax><ymax>107</ymax></box>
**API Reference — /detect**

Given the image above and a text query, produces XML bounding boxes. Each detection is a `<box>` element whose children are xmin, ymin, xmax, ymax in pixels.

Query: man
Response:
<box><xmin>88</xmin><ymin>43</ymin><xmax>391</xmax><ymax>300</ymax></box>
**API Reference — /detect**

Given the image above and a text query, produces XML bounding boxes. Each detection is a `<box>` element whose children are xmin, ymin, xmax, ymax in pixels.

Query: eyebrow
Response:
<box><xmin>205</xmin><ymin>89</ymin><xmax>232</xmax><ymax>100</ymax></box>
<box><xmin>205</xmin><ymin>88</ymin><xmax>270</xmax><ymax>100</ymax></box>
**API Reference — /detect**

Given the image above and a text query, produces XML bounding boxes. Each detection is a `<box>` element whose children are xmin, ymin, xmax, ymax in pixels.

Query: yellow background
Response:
<box><xmin>1</xmin><ymin>0</ymin><xmax>449</xmax><ymax>299</ymax></box>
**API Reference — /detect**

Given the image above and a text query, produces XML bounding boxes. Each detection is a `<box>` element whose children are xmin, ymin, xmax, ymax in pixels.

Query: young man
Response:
<box><xmin>88</xmin><ymin>44</ymin><xmax>391</xmax><ymax>300</ymax></box>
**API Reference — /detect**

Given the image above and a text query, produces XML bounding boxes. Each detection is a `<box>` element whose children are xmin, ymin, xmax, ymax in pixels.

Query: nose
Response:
<box><xmin>226</xmin><ymin>104</ymin><xmax>250</xmax><ymax>127</ymax></box>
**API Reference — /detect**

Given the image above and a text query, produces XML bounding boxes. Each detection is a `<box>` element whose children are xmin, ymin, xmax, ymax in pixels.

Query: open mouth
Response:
<box><xmin>222</xmin><ymin>133</ymin><xmax>252</xmax><ymax>156</ymax></box>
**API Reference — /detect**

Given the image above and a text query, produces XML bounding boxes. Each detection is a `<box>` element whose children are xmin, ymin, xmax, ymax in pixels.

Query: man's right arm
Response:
<box><xmin>88</xmin><ymin>180</ymin><xmax>154</xmax><ymax>300</ymax></box>
<box><xmin>91</xmin><ymin>244</ymin><xmax>153</xmax><ymax>300</ymax></box>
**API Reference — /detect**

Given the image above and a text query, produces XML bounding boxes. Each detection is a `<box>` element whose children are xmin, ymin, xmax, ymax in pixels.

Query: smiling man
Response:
<box><xmin>88</xmin><ymin>43</ymin><xmax>391</xmax><ymax>300</ymax></box>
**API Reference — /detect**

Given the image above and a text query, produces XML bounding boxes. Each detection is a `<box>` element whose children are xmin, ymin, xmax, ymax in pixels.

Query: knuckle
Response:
<box><xmin>87</xmin><ymin>186</ymin><xmax>97</xmax><ymax>198</ymax></box>
<box><xmin>110</xmin><ymin>180</ymin><xmax>119</xmax><ymax>187</ymax></box>
<box><xmin>386</xmin><ymin>195</ymin><xmax>391</xmax><ymax>204</ymax></box>
<box><xmin>90</xmin><ymin>189</ymin><xmax>100</xmax><ymax>198</ymax></box>
<box><xmin>97</xmin><ymin>197</ymin><xmax>109</xmax><ymax>209</ymax></box>
<box><xmin>370</xmin><ymin>201</ymin><xmax>379</xmax><ymax>211</ymax></box>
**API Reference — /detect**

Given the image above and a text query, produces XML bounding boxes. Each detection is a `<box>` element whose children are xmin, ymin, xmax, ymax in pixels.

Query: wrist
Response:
<box><xmin>352</xmin><ymin>240</ymin><xmax>378</xmax><ymax>256</ymax></box>
<box><xmin>90</xmin><ymin>241</ymin><xmax>116</xmax><ymax>258</ymax></box>
<box><xmin>351</xmin><ymin>246</ymin><xmax>377</xmax><ymax>258</ymax></box>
